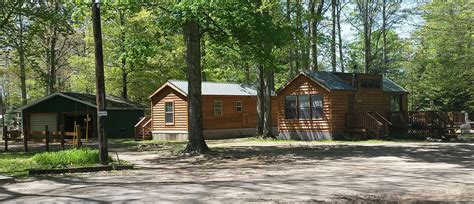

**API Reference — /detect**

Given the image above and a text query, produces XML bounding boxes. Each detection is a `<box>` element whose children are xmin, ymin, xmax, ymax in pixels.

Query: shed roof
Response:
<box><xmin>152</xmin><ymin>80</ymin><xmax>257</xmax><ymax>97</ymax></box>
<box><xmin>21</xmin><ymin>92</ymin><xmax>146</xmax><ymax>111</ymax></box>
<box><xmin>279</xmin><ymin>71</ymin><xmax>407</xmax><ymax>94</ymax></box>
<box><xmin>382</xmin><ymin>77</ymin><xmax>408</xmax><ymax>93</ymax></box>
<box><xmin>302</xmin><ymin>71</ymin><xmax>357</xmax><ymax>91</ymax></box>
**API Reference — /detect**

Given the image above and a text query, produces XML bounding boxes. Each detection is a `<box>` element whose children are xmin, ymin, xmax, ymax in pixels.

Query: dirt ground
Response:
<box><xmin>0</xmin><ymin>139</ymin><xmax>473</xmax><ymax>203</ymax></box>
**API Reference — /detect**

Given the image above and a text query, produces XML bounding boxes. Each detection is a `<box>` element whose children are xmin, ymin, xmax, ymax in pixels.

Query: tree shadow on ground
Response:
<box><xmin>1</xmin><ymin>143</ymin><xmax>472</xmax><ymax>202</ymax></box>
<box><xmin>143</xmin><ymin>143</ymin><xmax>474</xmax><ymax>169</ymax></box>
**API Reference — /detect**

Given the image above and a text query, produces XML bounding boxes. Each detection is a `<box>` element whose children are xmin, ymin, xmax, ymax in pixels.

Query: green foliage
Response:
<box><xmin>31</xmin><ymin>148</ymin><xmax>107</xmax><ymax>168</ymax></box>
<box><xmin>0</xmin><ymin>1</ymin><xmax>471</xmax><ymax>113</ymax></box>
<box><xmin>0</xmin><ymin>148</ymin><xmax>111</xmax><ymax>177</ymax></box>
<box><xmin>0</xmin><ymin>152</ymin><xmax>36</xmax><ymax>177</ymax></box>
<box><xmin>403</xmin><ymin>1</ymin><xmax>473</xmax><ymax>111</ymax></box>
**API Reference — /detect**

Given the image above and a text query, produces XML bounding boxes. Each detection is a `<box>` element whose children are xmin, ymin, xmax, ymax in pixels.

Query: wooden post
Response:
<box><xmin>45</xmin><ymin>125</ymin><xmax>50</xmax><ymax>152</ymax></box>
<box><xmin>92</xmin><ymin>1</ymin><xmax>108</xmax><ymax>165</ymax></box>
<box><xmin>76</xmin><ymin>125</ymin><xmax>82</xmax><ymax>148</ymax></box>
<box><xmin>3</xmin><ymin>126</ymin><xmax>7</xmax><ymax>151</ymax></box>
<box><xmin>60</xmin><ymin>125</ymin><xmax>65</xmax><ymax>150</ymax></box>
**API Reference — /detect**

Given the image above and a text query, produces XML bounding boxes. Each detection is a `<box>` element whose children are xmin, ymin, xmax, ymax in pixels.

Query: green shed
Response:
<box><xmin>21</xmin><ymin>92</ymin><xmax>146</xmax><ymax>139</ymax></box>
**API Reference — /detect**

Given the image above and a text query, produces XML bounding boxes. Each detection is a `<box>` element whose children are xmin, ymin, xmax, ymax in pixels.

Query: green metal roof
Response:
<box><xmin>382</xmin><ymin>77</ymin><xmax>408</xmax><ymax>93</ymax></box>
<box><xmin>282</xmin><ymin>71</ymin><xmax>407</xmax><ymax>93</ymax></box>
<box><xmin>302</xmin><ymin>71</ymin><xmax>357</xmax><ymax>91</ymax></box>
<box><xmin>21</xmin><ymin>92</ymin><xmax>146</xmax><ymax>111</ymax></box>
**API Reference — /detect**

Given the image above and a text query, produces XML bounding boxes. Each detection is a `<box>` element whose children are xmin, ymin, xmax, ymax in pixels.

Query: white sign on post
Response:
<box><xmin>98</xmin><ymin>111</ymin><xmax>108</xmax><ymax>117</ymax></box>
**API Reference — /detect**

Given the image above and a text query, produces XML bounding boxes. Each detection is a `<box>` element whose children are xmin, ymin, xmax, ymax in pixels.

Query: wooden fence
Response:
<box><xmin>24</xmin><ymin>125</ymin><xmax>82</xmax><ymax>152</ymax></box>
<box><xmin>3</xmin><ymin>127</ymin><xmax>21</xmax><ymax>151</ymax></box>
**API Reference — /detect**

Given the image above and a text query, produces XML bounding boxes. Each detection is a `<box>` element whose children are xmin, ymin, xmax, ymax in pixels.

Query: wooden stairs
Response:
<box><xmin>134</xmin><ymin>116</ymin><xmax>152</xmax><ymax>141</ymax></box>
<box><xmin>345</xmin><ymin>111</ymin><xmax>392</xmax><ymax>139</ymax></box>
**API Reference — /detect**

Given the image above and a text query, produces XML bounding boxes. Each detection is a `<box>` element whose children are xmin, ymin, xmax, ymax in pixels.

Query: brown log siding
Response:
<box><xmin>278</xmin><ymin>75</ymin><xmax>332</xmax><ymax>132</ymax></box>
<box><xmin>202</xmin><ymin>96</ymin><xmax>278</xmax><ymax>130</ymax></box>
<box><xmin>151</xmin><ymin>86</ymin><xmax>188</xmax><ymax>131</ymax></box>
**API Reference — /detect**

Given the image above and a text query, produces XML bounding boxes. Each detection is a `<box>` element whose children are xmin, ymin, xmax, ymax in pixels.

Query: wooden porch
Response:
<box><xmin>346</xmin><ymin>111</ymin><xmax>467</xmax><ymax>140</ymax></box>
<box><xmin>346</xmin><ymin>111</ymin><xmax>392</xmax><ymax>139</ymax></box>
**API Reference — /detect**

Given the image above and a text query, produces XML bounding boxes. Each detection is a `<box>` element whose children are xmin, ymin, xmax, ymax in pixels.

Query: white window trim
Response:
<box><xmin>164</xmin><ymin>101</ymin><xmax>174</xmax><ymax>125</ymax></box>
<box><xmin>235</xmin><ymin>101</ymin><xmax>243</xmax><ymax>113</ymax></box>
<box><xmin>214</xmin><ymin>101</ymin><xmax>223</xmax><ymax>116</ymax></box>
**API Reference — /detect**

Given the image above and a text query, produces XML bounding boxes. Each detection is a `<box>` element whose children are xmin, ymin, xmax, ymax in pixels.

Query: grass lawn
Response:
<box><xmin>110</xmin><ymin>139</ymin><xmax>187</xmax><ymax>153</ymax></box>
<box><xmin>0</xmin><ymin>148</ymin><xmax>111</xmax><ymax>177</ymax></box>
<box><xmin>0</xmin><ymin>152</ymin><xmax>37</xmax><ymax>177</ymax></box>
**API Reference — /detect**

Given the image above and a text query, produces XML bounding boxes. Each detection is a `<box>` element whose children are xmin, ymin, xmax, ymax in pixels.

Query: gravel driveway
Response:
<box><xmin>0</xmin><ymin>140</ymin><xmax>473</xmax><ymax>203</ymax></box>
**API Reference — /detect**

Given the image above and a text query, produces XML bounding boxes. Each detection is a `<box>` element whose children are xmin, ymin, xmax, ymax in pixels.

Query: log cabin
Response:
<box><xmin>277</xmin><ymin>71</ymin><xmax>408</xmax><ymax>140</ymax></box>
<box><xmin>149</xmin><ymin>80</ymin><xmax>278</xmax><ymax>140</ymax></box>
<box><xmin>148</xmin><ymin>71</ymin><xmax>408</xmax><ymax>141</ymax></box>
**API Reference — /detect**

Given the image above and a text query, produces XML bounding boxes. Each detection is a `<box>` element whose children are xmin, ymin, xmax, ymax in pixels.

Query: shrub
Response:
<box><xmin>31</xmin><ymin>148</ymin><xmax>107</xmax><ymax>168</ymax></box>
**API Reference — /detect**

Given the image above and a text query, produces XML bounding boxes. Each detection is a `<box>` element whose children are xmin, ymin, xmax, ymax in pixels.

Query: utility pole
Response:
<box><xmin>92</xmin><ymin>1</ymin><xmax>108</xmax><ymax>165</ymax></box>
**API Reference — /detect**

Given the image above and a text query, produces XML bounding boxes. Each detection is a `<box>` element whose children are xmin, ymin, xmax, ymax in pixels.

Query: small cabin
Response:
<box><xmin>149</xmin><ymin>80</ymin><xmax>278</xmax><ymax>140</ymax></box>
<box><xmin>277</xmin><ymin>71</ymin><xmax>408</xmax><ymax>140</ymax></box>
<box><xmin>21</xmin><ymin>92</ymin><xmax>146</xmax><ymax>139</ymax></box>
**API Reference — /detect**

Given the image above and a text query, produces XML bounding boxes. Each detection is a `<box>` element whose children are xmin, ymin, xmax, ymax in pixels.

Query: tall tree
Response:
<box><xmin>182</xmin><ymin>19</ymin><xmax>209</xmax><ymax>153</ymax></box>
<box><xmin>1</xmin><ymin>1</ymin><xmax>32</xmax><ymax>105</ymax></box>
<box><xmin>330</xmin><ymin>0</ymin><xmax>337</xmax><ymax>72</ymax></box>
<box><xmin>356</xmin><ymin>0</ymin><xmax>379</xmax><ymax>73</ymax></box>
<box><xmin>256</xmin><ymin>64</ymin><xmax>265</xmax><ymax>135</ymax></box>
<box><xmin>118</xmin><ymin>8</ymin><xmax>128</xmax><ymax>99</ymax></box>
<box><xmin>308</xmin><ymin>0</ymin><xmax>325</xmax><ymax>70</ymax></box>
<box><xmin>336</xmin><ymin>0</ymin><xmax>344</xmax><ymax>72</ymax></box>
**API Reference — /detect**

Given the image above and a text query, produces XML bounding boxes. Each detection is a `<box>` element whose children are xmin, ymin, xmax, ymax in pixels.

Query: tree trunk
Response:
<box><xmin>308</xmin><ymin>0</ymin><xmax>324</xmax><ymax>71</ymax></box>
<box><xmin>183</xmin><ymin>19</ymin><xmax>209</xmax><ymax>154</ymax></box>
<box><xmin>18</xmin><ymin>13</ymin><xmax>27</xmax><ymax>105</ymax></box>
<box><xmin>336</xmin><ymin>0</ymin><xmax>344</xmax><ymax>73</ymax></box>
<box><xmin>91</xmin><ymin>2</ymin><xmax>108</xmax><ymax>165</ymax></box>
<box><xmin>48</xmin><ymin>28</ymin><xmax>57</xmax><ymax>94</ymax></box>
<box><xmin>382</xmin><ymin>0</ymin><xmax>387</xmax><ymax>75</ymax></box>
<box><xmin>47</xmin><ymin>2</ymin><xmax>59</xmax><ymax>95</ymax></box>
<box><xmin>295</xmin><ymin>0</ymin><xmax>302</xmax><ymax>72</ymax></box>
<box><xmin>121</xmin><ymin>70</ymin><xmax>127</xmax><ymax>99</ymax></box>
<box><xmin>119</xmin><ymin>9</ymin><xmax>128</xmax><ymax>100</ymax></box>
<box><xmin>286</xmin><ymin>0</ymin><xmax>295</xmax><ymax>77</ymax></box>
<box><xmin>262</xmin><ymin>68</ymin><xmax>274</xmax><ymax>138</ymax></box>
<box><xmin>308</xmin><ymin>0</ymin><xmax>317</xmax><ymax>71</ymax></box>
<box><xmin>331</xmin><ymin>0</ymin><xmax>337</xmax><ymax>72</ymax></box>
<box><xmin>361</xmin><ymin>1</ymin><xmax>371</xmax><ymax>74</ymax></box>
<box><xmin>256</xmin><ymin>64</ymin><xmax>265</xmax><ymax>136</ymax></box>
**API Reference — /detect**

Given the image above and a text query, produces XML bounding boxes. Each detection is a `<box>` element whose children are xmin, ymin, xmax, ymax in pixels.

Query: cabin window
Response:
<box><xmin>311</xmin><ymin>94</ymin><xmax>324</xmax><ymax>119</ymax></box>
<box><xmin>390</xmin><ymin>95</ymin><xmax>402</xmax><ymax>112</ymax></box>
<box><xmin>285</xmin><ymin>96</ymin><xmax>297</xmax><ymax>119</ymax></box>
<box><xmin>214</xmin><ymin>101</ymin><xmax>223</xmax><ymax>116</ymax></box>
<box><xmin>235</xmin><ymin>101</ymin><xmax>243</xmax><ymax>112</ymax></box>
<box><xmin>165</xmin><ymin>102</ymin><xmax>174</xmax><ymax>124</ymax></box>
<box><xmin>298</xmin><ymin>95</ymin><xmax>311</xmax><ymax>119</ymax></box>
<box><xmin>285</xmin><ymin>95</ymin><xmax>324</xmax><ymax>120</ymax></box>
<box><xmin>360</xmin><ymin>79</ymin><xmax>381</xmax><ymax>89</ymax></box>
